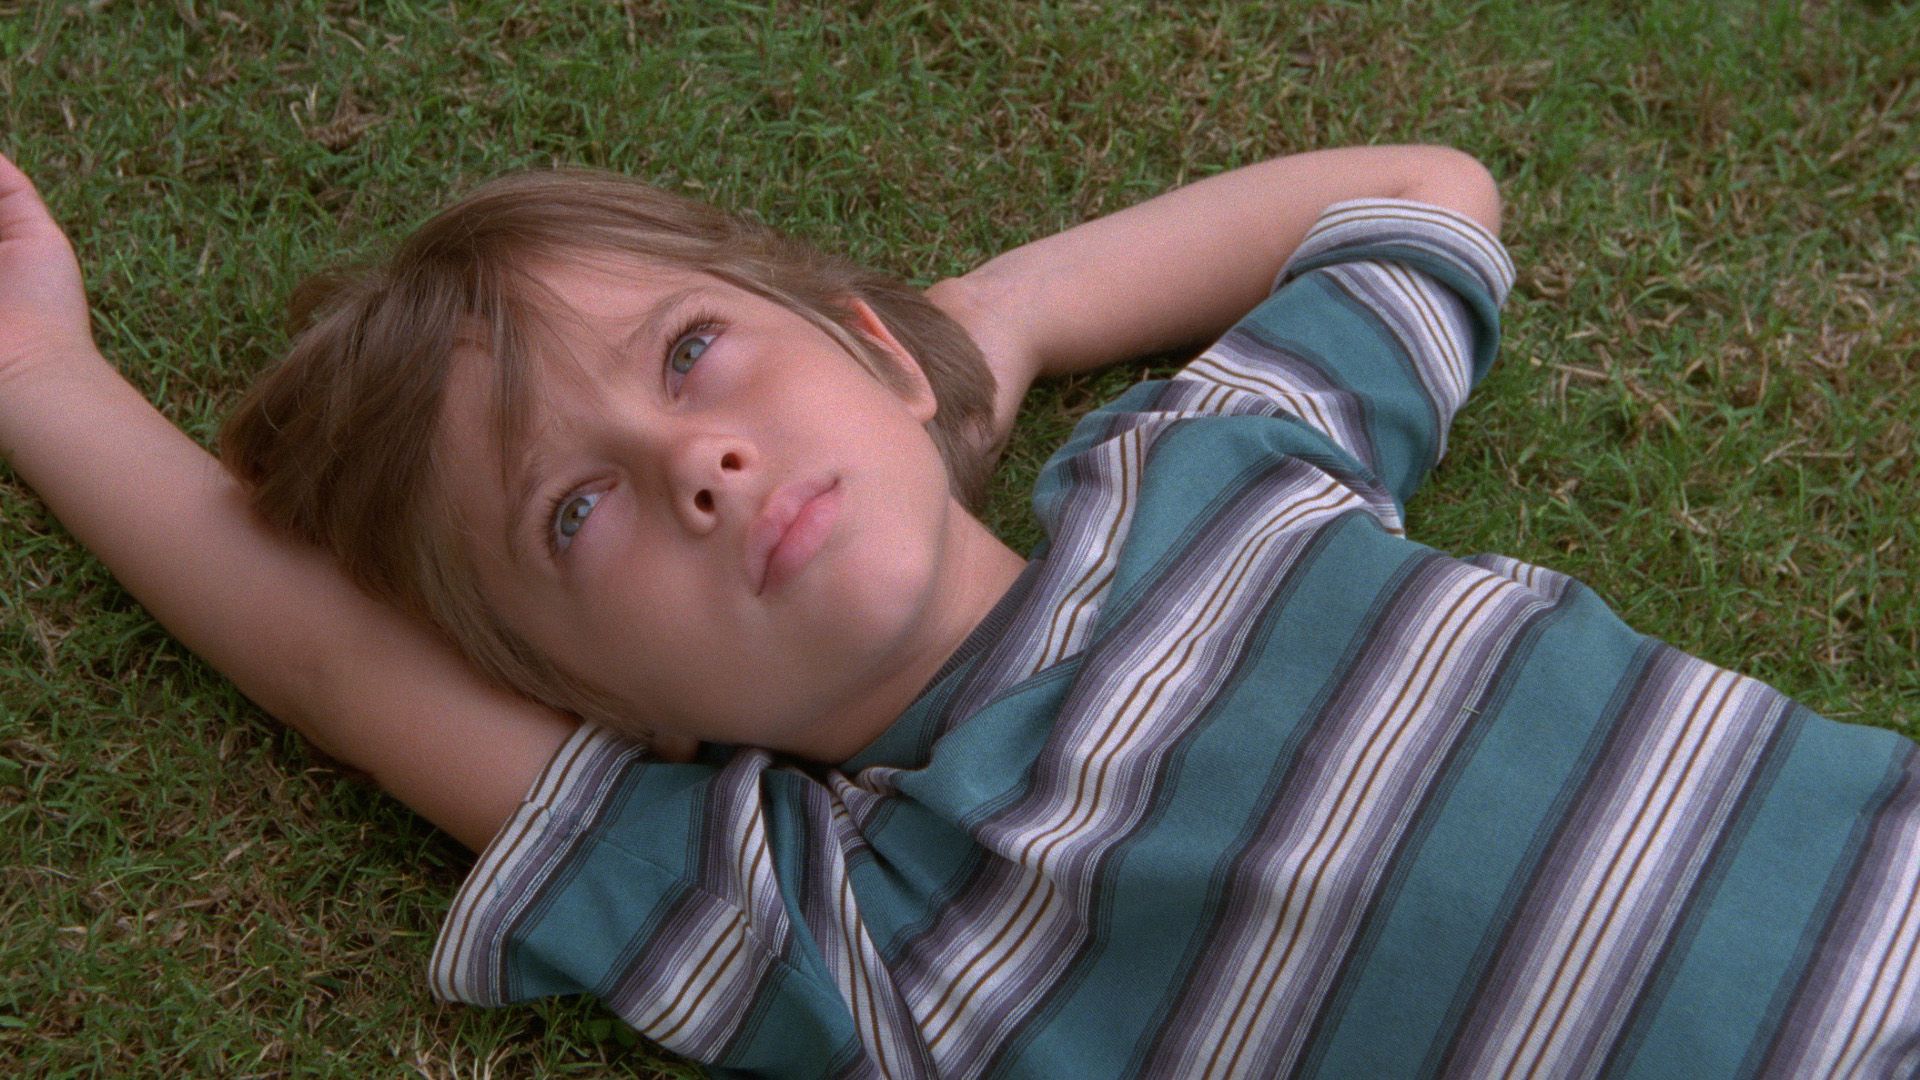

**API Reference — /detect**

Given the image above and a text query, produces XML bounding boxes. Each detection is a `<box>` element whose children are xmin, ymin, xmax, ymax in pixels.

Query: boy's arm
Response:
<box><xmin>0</xmin><ymin>153</ymin><xmax>572</xmax><ymax>854</ymax></box>
<box><xmin>928</xmin><ymin>145</ymin><xmax>1502</xmax><ymax>444</ymax></box>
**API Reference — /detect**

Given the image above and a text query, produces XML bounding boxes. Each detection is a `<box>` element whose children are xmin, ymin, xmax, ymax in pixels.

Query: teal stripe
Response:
<box><xmin>512</xmin><ymin>859</ymin><xmax>687</xmax><ymax>1000</ymax></box>
<box><xmin>707</xmin><ymin>962</ymin><xmax>859</xmax><ymax>1077</ymax></box>
<box><xmin>1089</xmin><ymin>515</ymin><xmax>1421</xmax><ymax>1075</ymax></box>
<box><xmin>1112</xmin><ymin>416</ymin><xmax>1356</xmax><ymax>605</ymax></box>
<box><xmin>507</xmin><ymin>760</ymin><xmax>712</xmax><ymax>999</ymax></box>
<box><xmin>1240</xmin><ymin>274</ymin><xmax>1441</xmax><ymax>507</ymax></box>
<box><xmin>1029</xmin><ymin>379</ymin><xmax>1161</xmax><ymax>530</ymax></box>
<box><xmin>1284</xmin><ymin>231</ymin><xmax>1507</xmax><ymax>386</ymax></box>
<box><xmin>1005</xmin><ymin>512</ymin><xmax>1405</xmax><ymax>1073</ymax></box>
<box><xmin>852</xmin><ymin>673</ymin><xmax>1078</xmax><ymax>956</ymax></box>
<box><xmin>1303</xmin><ymin>581</ymin><xmax>1645</xmax><ymax>1076</ymax></box>
<box><xmin>863</xmin><ymin>667</ymin><xmax>1079</xmax><ymax>952</ymax></box>
<box><xmin>1613</xmin><ymin>709</ymin><xmax>1912</xmax><ymax>1079</ymax></box>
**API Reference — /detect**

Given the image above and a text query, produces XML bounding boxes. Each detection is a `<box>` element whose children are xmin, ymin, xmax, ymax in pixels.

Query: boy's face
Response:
<box><xmin>437</xmin><ymin>260</ymin><xmax>1023</xmax><ymax>760</ymax></box>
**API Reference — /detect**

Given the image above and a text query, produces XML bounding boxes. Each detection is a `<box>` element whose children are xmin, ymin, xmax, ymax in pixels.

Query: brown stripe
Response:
<box><xmin>1297</xmin><ymin>205</ymin><xmax>1510</xmax><ymax>295</ymax></box>
<box><xmin>1018</xmin><ymin>477</ymin><xmax>1349</xmax><ymax>870</ymax></box>
<box><xmin>1506</xmin><ymin>669</ymin><xmax>1737</xmax><ymax>1077</ymax></box>
<box><xmin>730</xmin><ymin>782</ymin><xmax>761</xmax><ymax>918</ymax></box>
<box><xmin>1823</xmin><ymin>851</ymin><xmax>1920</xmax><ymax>1072</ymax></box>
<box><xmin>1040</xmin><ymin>426</ymin><xmax>1137</xmax><ymax>668</ymax></box>
<box><xmin>436</xmin><ymin>725</ymin><xmax>599</xmax><ymax>999</ymax></box>
<box><xmin>926</xmin><ymin>473</ymin><xmax>1348</xmax><ymax>1058</ymax></box>
<box><xmin>925</xmin><ymin>468</ymin><xmax>1351</xmax><ymax>1053</ymax></box>
<box><xmin>1204</xmin><ymin>571</ymin><xmax>1505</xmax><ymax>1079</ymax></box>
<box><xmin>1190</xmin><ymin>350</ymin><xmax>1342</xmax><ymax>439</ymax></box>
<box><xmin>646</xmin><ymin>910</ymin><xmax>750</xmax><ymax>1043</ymax></box>
<box><xmin>922</xmin><ymin>873</ymin><xmax>1059</xmax><ymax>1048</ymax></box>
<box><xmin>1381</xmin><ymin>261</ymin><xmax>1469</xmax><ymax>395</ymax></box>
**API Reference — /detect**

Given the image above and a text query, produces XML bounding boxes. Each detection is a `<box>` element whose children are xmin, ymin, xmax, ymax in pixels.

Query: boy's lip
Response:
<box><xmin>748</xmin><ymin>476</ymin><xmax>841</xmax><ymax>595</ymax></box>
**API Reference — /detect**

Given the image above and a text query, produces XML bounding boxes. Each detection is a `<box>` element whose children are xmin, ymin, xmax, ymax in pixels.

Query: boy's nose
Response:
<box><xmin>667</xmin><ymin>433</ymin><xmax>755</xmax><ymax>533</ymax></box>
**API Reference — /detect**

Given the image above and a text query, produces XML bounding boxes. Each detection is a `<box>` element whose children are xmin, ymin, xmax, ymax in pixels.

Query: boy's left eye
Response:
<box><xmin>667</xmin><ymin>331</ymin><xmax>713</xmax><ymax>378</ymax></box>
<box><xmin>549</xmin><ymin>490</ymin><xmax>601</xmax><ymax>554</ymax></box>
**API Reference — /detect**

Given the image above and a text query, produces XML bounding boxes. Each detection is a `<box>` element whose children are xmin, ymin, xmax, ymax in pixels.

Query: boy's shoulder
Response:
<box><xmin>1277</xmin><ymin>197</ymin><xmax>1513</xmax><ymax>303</ymax></box>
<box><xmin>1034</xmin><ymin>197</ymin><xmax>1516</xmax><ymax>547</ymax></box>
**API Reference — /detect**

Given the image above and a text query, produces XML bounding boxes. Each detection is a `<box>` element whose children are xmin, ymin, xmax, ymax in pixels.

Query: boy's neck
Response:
<box><xmin>811</xmin><ymin>507</ymin><xmax>1028</xmax><ymax>765</ymax></box>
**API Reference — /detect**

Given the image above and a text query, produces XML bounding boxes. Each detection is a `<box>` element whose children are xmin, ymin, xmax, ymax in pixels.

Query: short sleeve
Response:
<box><xmin>430</xmin><ymin>725</ymin><xmax>704</xmax><ymax>1009</ymax></box>
<box><xmin>1178</xmin><ymin>198</ymin><xmax>1514</xmax><ymax>510</ymax></box>
<box><xmin>429</xmin><ymin>726</ymin><xmax>858</xmax><ymax>1071</ymax></box>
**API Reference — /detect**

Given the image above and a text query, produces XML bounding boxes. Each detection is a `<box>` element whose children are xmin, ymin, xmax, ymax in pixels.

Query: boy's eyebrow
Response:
<box><xmin>504</xmin><ymin>283</ymin><xmax>707</xmax><ymax>565</ymax></box>
<box><xmin>508</xmin><ymin>440</ymin><xmax>552</xmax><ymax>564</ymax></box>
<box><xmin>616</xmin><ymin>285</ymin><xmax>703</xmax><ymax>362</ymax></box>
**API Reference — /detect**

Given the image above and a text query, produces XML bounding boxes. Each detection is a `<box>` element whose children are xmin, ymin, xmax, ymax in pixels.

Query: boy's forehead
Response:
<box><xmin>435</xmin><ymin>261</ymin><xmax>731</xmax><ymax>525</ymax></box>
<box><xmin>437</xmin><ymin>340</ymin><xmax>581</xmax><ymax>568</ymax></box>
<box><xmin>528</xmin><ymin>256</ymin><xmax>714</xmax><ymax>325</ymax></box>
<box><xmin>460</xmin><ymin>258</ymin><xmax>718</xmax><ymax>425</ymax></box>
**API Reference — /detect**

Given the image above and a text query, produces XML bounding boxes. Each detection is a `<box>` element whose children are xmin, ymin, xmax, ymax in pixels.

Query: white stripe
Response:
<box><xmin>805</xmin><ymin>784</ymin><xmax>929</xmax><ymax>1076</ymax></box>
<box><xmin>613</xmin><ymin>754</ymin><xmax>791</xmax><ymax>1054</ymax></box>
<box><xmin>1321</xmin><ymin>260</ymin><xmax>1476</xmax><ymax>466</ymax></box>
<box><xmin>640</xmin><ymin>909</ymin><xmax>761</xmax><ymax>1052</ymax></box>
<box><xmin>854</xmin><ymin>418</ymin><xmax>1157</xmax><ymax>798</ymax></box>
<box><xmin>1183</xmin><ymin>349</ymin><xmax>1348</xmax><ymax>446</ymax></box>
<box><xmin>1169</xmin><ymin>358</ymin><xmax>1405</xmax><ymax>534</ymax></box>
<box><xmin>430</xmin><ymin>723</ymin><xmax>621</xmax><ymax>1004</ymax></box>
<box><xmin>1186</xmin><ymin>569</ymin><xmax>1532</xmax><ymax>1078</ymax></box>
<box><xmin>1009</xmin><ymin>480</ymin><xmax>1361</xmax><ymax>873</ymax></box>
<box><xmin>1287</xmin><ymin>198</ymin><xmax>1515</xmax><ymax>298</ymax></box>
<box><xmin>1460</xmin><ymin>664</ymin><xmax>1780</xmax><ymax>1078</ymax></box>
<box><xmin>1808</xmin><ymin>812</ymin><xmax>1920</xmax><ymax>1077</ymax></box>
<box><xmin>914</xmin><ymin>472</ymin><xmax>1365</xmax><ymax>1075</ymax></box>
<box><xmin>1040</xmin><ymin>423</ymin><xmax>1144</xmax><ymax>668</ymax></box>
<box><xmin>1381</xmin><ymin>260</ymin><xmax>1474</xmax><ymax>409</ymax></box>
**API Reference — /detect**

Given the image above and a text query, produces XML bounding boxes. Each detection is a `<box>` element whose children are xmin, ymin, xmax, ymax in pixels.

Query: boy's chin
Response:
<box><xmin>647</xmin><ymin>732</ymin><xmax>701</xmax><ymax>762</ymax></box>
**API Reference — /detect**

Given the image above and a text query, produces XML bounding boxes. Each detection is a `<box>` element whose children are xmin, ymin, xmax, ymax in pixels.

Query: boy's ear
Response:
<box><xmin>845</xmin><ymin>298</ymin><xmax>938</xmax><ymax>424</ymax></box>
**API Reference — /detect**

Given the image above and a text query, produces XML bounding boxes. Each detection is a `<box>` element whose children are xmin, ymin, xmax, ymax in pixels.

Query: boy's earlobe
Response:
<box><xmin>846</xmin><ymin>298</ymin><xmax>938</xmax><ymax>424</ymax></box>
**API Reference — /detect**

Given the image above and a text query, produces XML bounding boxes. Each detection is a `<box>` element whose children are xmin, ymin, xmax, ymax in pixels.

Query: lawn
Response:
<box><xmin>2</xmin><ymin>0</ymin><xmax>1915</xmax><ymax>1074</ymax></box>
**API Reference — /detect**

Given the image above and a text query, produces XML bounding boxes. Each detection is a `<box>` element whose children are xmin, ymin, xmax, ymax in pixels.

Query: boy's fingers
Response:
<box><xmin>0</xmin><ymin>149</ymin><xmax>92</xmax><ymax>360</ymax></box>
<box><xmin>0</xmin><ymin>152</ymin><xmax>63</xmax><ymax>239</ymax></box>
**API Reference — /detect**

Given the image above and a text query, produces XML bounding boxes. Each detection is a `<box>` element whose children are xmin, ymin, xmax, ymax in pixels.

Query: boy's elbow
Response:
<box><xmin>1409</xmin><ymin>147</ymin><xmax>1502</xmax><ymax>237</ymax></box>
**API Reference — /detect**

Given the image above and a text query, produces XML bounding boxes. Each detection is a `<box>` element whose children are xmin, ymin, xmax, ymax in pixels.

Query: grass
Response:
<box><xmin>2</xmin><ymin>0</ymin><xmax>1916</xmax><ymax>1074</ymax></box>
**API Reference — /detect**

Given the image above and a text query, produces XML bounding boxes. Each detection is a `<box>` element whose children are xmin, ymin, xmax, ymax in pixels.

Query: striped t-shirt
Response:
<box><xmin>431</xmin><ymin>200</ymin><xmax>1920</xmax><ymax>1078</ymax></box>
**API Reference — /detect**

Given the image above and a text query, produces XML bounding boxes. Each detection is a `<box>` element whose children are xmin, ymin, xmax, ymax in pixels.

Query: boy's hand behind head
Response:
<box><xmin>0</xmin><ymin>153</ymin><xmax>97</xmax><ymax>380</ymax></box>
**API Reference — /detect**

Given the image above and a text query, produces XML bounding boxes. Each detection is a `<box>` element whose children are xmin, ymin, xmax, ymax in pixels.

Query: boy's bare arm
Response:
<box><xmin>0</xmin><ymin>153</ymin><xmax>571</xmax><ymax>853</ymax></box>
<box><xmin>930</xmin><ymin>145</ymin><xmax>1501</xmax><ymax>441</ymax></box>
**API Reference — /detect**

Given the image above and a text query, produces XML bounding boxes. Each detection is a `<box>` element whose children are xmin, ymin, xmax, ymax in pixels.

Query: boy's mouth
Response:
<box><xmin>749</xmin><ymin>476</ymin><xmax>841</xmax><ymax>596</ymax></box>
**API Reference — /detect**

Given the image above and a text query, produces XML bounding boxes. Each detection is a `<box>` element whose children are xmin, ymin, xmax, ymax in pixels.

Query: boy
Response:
<box><xmin>1</xmin><ymin>144</ymin><xmax>1916</xmax><ymax>1077</ymax></box>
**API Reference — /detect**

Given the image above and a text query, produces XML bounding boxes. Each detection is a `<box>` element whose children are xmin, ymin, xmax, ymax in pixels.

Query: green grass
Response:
<box><xmin>2</xmin><ymin>0</ymin><xmax>1916</xmax><ymax>1073</ymax></box>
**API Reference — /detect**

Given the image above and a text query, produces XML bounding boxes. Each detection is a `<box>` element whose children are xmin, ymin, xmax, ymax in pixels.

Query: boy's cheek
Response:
<box><xmin>571</xmin><ymin>489</ymin><xmax>649</xmax><ymax>580</ymax></box>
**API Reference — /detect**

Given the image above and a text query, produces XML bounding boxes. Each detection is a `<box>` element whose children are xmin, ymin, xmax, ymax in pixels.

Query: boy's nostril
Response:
<box><xmin>721</xmin><ymin>452</ymin><xmax>741</xmax><ymax>471</ymax></box>
<box><xmin>695</xmin><ymin>490</ymin><xmax>714</xmax><ymax>513</ymax></box>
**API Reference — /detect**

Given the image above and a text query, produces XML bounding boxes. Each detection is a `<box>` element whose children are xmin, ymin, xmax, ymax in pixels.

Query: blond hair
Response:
<box><xmin>220</xmin><ymin>168</ymin><xmax>996</xmax><ymax>738</ymax></box>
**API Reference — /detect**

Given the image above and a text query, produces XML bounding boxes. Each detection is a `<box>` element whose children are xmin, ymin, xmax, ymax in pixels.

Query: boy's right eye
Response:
<box><xmin>549</xmin><ymin>490</ymin><xmax>601</xmax><ymax>554</ymax></box>
<box><xmin>662</xmin><ymin>311</ymin><xmax>721</xmax><ymax>394</ymax></box>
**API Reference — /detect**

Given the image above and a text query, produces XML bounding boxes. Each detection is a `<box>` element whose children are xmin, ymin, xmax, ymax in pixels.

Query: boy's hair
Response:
<box><xmin>219</xmin><ymin>168</ymin><xmax>996</xmax><ymax>739</ymax></box>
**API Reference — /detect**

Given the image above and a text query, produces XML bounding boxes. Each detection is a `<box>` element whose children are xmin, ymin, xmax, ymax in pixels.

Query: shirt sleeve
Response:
<box><xmin>1176</xmin><ymin>198</ymin><xmax>1514</xmax><ymax>512</ymax></box>
<box><xmin>428</xmin><ymin>726</ymin><xmax>857</xmax><ymax>1072</ymax></box>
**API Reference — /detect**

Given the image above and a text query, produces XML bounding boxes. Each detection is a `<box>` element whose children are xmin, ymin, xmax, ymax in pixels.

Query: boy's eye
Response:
<box><xmin>550</xmin><ymin>491</ymin><xmax>601</xmax><ymax>553</ymax></box>
<box><xmin>667</xmin><ymin>331</ymin><xmax>713</xmax><ymax>377</ymax></box>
